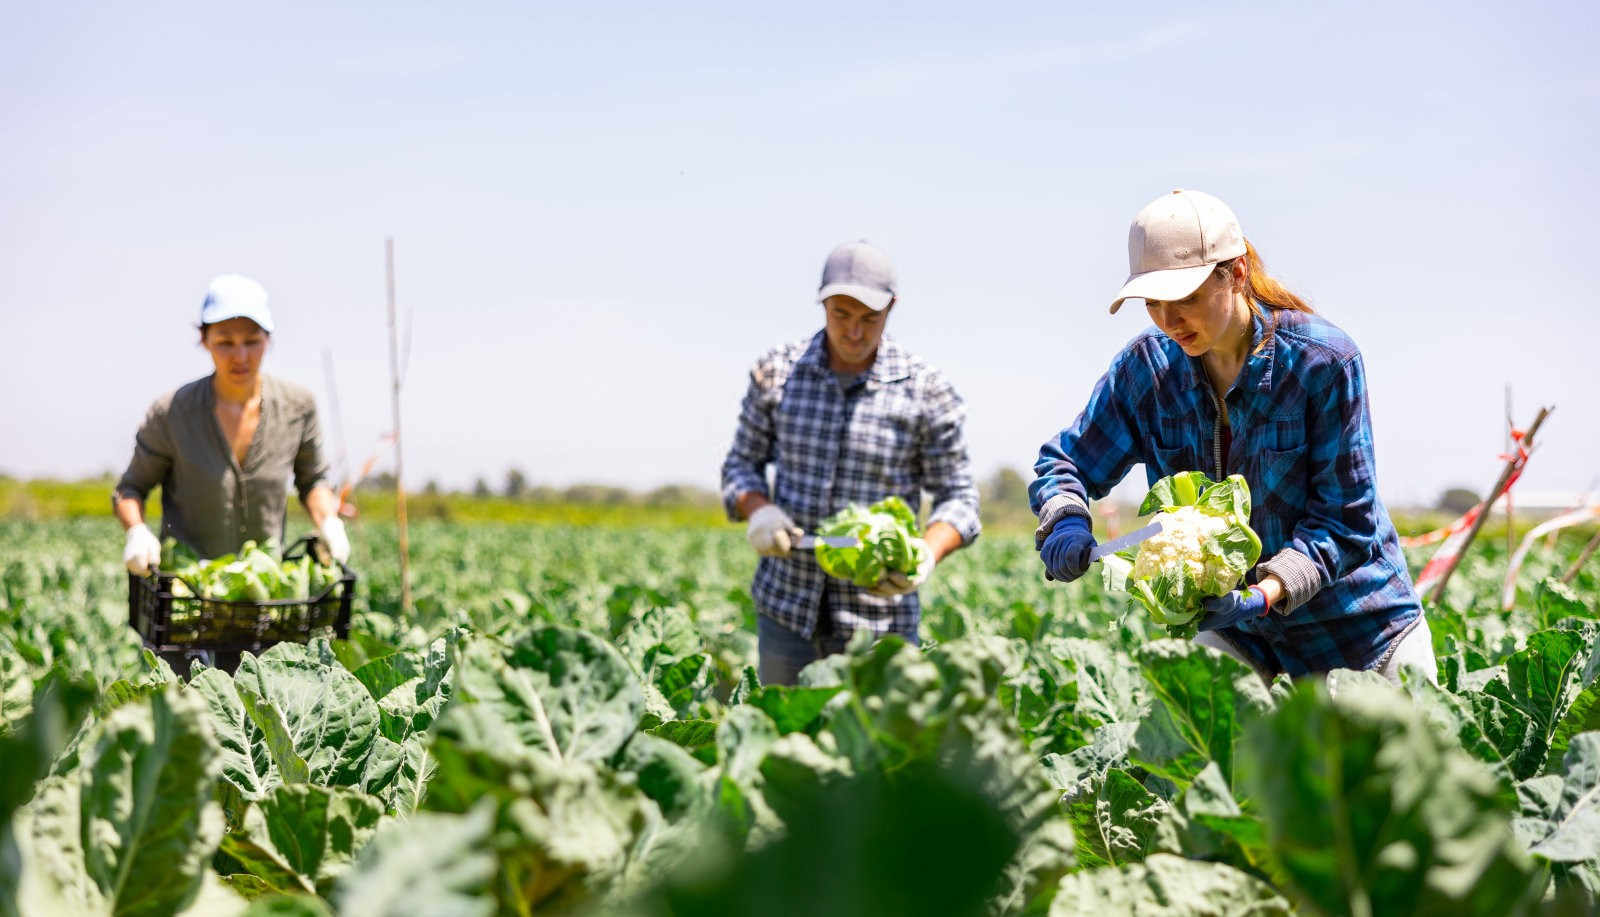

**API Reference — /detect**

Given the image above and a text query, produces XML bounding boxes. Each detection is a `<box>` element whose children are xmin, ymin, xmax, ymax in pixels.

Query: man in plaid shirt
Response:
<box><xmin>721</xmin><ymin>241</ymin><xmax>981</xmax><ymax>685</ymax></box>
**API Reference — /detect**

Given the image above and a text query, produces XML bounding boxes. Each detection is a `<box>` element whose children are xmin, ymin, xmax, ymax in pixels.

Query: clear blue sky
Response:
<box><xmin>4</xmin><ymin>1</ymin><xmax>1597</xmax><ymax>508</ymax></box>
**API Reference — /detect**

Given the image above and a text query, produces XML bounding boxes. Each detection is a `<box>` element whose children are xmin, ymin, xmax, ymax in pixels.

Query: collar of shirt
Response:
<box><xmin>795</xmin><ymin>330</ymin><xmax>913</xmax><ymax>387</ymax></box>
<box><xmin>1175</xmin><ymin>307</ymin><xmax>1279</xmax><ymax>396</ymax></box>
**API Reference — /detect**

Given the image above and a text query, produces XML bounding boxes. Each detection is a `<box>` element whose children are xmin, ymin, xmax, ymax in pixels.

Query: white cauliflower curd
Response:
<box><xmin>1130</xmin><ymin>505</ymin><xmax>1229</xmax><ymax>582</ymax></box>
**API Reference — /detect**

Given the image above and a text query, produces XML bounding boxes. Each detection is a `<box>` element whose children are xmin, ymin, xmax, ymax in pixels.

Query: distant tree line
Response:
<box><xmin>357</xmin><ymin>466</ymin><xmax>1039</xmax><ymax>515</ymax></box>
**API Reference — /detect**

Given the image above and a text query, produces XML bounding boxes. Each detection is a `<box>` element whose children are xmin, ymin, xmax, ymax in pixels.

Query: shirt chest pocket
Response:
<box><xmin>845</xmin><ymin>389</ymin><xmax>918</xmax><ymax>475</ymax></box>
<box><xmin>1242</xmin><ymin>414</ymin><xmax>1308</xmax><ymax>548</ymax></box>
<box><xmin>1150</xmin><ymin>411</ymin><xmax>1204</xmax><ymax>478</ymax></box>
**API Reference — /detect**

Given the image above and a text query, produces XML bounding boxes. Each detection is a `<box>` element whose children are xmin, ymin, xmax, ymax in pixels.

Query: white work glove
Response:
<box><xmin>318</xmin><ymin>516</ymin><xmax>351</xmax><ymax>564</ymax></box>
<box><xmin>123</xmin><ymin>524</ymin><xmax>162</xmax><ymax>575</ymax></box>
<box><xmin>746</xmin><ymin>504</ymin><xmax>802</xmax><ymax>557</ymax></box>
<box><xmin>868</xmin><ymin>540</ymin><xmax>936</xmax><ymax>597</ymax></box>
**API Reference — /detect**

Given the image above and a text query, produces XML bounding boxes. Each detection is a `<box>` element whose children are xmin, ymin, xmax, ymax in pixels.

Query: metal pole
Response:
<box><xmin>1429</xmin><ymin>406</ymin><xmax>1551</xmax><ymax>604</ymax></box>
<box><xmin>1564</xmin><ymin>527</ymin><xmax>1600</xmax><ymax>585</ymax></box>
<box><xmin>1505</xmin><ymin>384</ymin><xmax>1514</xmax><ymax>557</ymax></box>
<box><xmin>385</xmin><ymin>238</ymin><xmax>412</xmax><ymax>614</ymax></box>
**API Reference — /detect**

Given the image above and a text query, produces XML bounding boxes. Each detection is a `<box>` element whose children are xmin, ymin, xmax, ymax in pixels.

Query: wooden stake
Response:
<box><xmin>321</xmin><ymin>348</ymin><xmax>351</xmax><ymax>511</ymax></box>
<box><xmin>1564</xmin><ymin>527</ymin><xmax>1600</xmax><ymax>585</ymax></box>
<box><xmin>385</xmin><ymin>238</ymin><xmax>412</xmax><ymax>614</ymax></box>
<box><xmin>1429</xmin><ymin>405</ymin><xmax>1551</xmax><ymax>604</ymax></box>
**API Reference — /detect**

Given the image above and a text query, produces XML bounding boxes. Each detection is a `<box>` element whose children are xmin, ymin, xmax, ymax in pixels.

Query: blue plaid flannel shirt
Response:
<box><xmin>1029</xmin><ymin>309</ymin><xmax>1421</xmax><ymax>677</ymax></box>
<box><xmin>722</xmin><ymin>331</ymin><xmax>981</xmax><ymax>641</ymax></box>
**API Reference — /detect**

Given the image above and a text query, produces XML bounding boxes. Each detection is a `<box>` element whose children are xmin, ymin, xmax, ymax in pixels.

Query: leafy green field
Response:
<box><xmin>2</xmin><ymin>518</ymin><xmax>1597</xmax><ymax>916</ymax></box>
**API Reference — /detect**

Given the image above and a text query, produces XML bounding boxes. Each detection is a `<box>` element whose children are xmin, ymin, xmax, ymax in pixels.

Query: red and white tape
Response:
<box><xmin>1410</xmin><ymin>430</ymin><xmax>1533</xmax><ymax>596</ymax></box>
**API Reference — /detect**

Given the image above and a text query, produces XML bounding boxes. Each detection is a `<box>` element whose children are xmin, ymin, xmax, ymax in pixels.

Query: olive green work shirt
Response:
<box><xmin>113</xmin><ymin>374</ymin><xmax>331</xmax><ymax>559</ymax></box>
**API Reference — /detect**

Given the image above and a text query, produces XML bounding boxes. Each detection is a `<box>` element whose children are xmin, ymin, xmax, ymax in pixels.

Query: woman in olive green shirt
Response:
<box><xmin>114</xmin><ymin>274</ymin><xmax>351</xmax><ymax>569</ymax></box>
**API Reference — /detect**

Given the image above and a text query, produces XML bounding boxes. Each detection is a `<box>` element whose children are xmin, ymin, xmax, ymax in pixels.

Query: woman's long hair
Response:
<box><xmin>1236</xmin><ymin>239</ymin><xmax>1313</xmax><ymax>314</ymax></box>
<box><xmin>1220</xmin><ymin>239</ymin><xmax>1311</xmax><ymax>355</ymax></box>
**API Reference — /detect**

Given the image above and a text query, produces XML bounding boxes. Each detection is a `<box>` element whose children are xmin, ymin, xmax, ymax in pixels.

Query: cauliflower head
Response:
<box><xmin>1130</xmin><ymin>505</ymin><xmax>1229</xmax><ymax>582</ymax></box>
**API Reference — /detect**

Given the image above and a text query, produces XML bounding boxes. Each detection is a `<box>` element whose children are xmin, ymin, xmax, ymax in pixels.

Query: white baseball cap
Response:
<box><xmin>817</xmin><ymin>240</ymin><xmax>897</xmax><ymax>311</ymax></box>
<box><xmin>1109</xmin><ymin>189</ymin><xmax>1246</xmax><ymax>314</ymax></box>
<box><xmin>199</xmin><ymin>274</ymin><xmax>274</xmax><ymax>333</ymax></box>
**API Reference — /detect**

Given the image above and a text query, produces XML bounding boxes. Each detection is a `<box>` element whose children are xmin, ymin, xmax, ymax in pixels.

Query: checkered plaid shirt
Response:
<box><xmin>722</xmin><ymin>331</ymin><xmax>981</xmax><ymax>641</ymax></box>
<box><xmin>1029</xmin><ymin>309</ymin><xmax>1421</xmax><ymax>677</ymax></box>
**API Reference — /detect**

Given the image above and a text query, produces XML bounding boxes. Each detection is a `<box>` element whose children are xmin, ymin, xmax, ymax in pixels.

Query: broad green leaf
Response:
<box><xmin>1484</xmin><ymin>621</ymin><xmax>1600</xmax><ymax>777</ymax></box>
<box><xmin>12</xmin><ymin>687</ymin><xmax>224</xmax><ymax>917</ymax></box>
<box><xmin>612</xmin><ymin>732</ymin><xmax>707</xmax><ymax>819</ymax></box>
<box><xmin>727</xmin><ymin>666</ymin><xmax>760</xmax><ymax>705</ymax></box>
<box><xmin>1546</xmin><ymin>685</ymin><xmax>1600</xmax><ymax>775</ymax></box>
<box><xmin>350</xmin><ymin>637</ymin><xmax>454</xmax><ymax>744</ymax></box>
<box><xmin>221</xmin><ymin>784</ymin><xmax>386</xmax><ymax>896</ymax></box>
<box><xmin>646</xmin><ymin>718</ymin><xmax>718</xmax><ymax>764</ymax></box>
<box><xmin>1240</xmin><ymin>679</ymin><xmax>1541</xmax><ymax>917</ymax></box>
<box><xmin>614</xmin><ymin>605</ymin><xmax>703</xmax><ymax>675</ymax></box>
<box><xmin>716</xmin><ymin>705</ymin><xmax>779</xmax><ymax>786</ymax></box>
<box><xmin>651</xmin><ymin>653</ymin><xmax>712</xmax><ymax>719</ymax></box>
<box><xmin>443</xmin><ymin>628</ymin><xmax>642</xmax><ymax>767</ymax></box>
<box><xmin>237</xmin><ymin>690</ymin><xmax>312</xmax><ymax>786</ymax></box>
<box><xmin>426</xmin><ymin>750</ymin><xmax>657</xmax><ymax>914</ymax></box>
<box><xmin>1537</xmin><ymin>578</ymin><xmax>1594</xmax><ymax>629</ymax></box>
<box><xmin>1049</xmin><ymin>637</ymin><xmax>1146</xmax><ymax>727</ymax></box>
<box><xmin>1050</xmin><ymin>853</ymin><xmax>1291</xmax><ymax>916</ymax></box>
<box><xmin>0</xmin><ymin>669</ymin><xmax>97</xmax><ymax>824</ymax></box>
<box><xmin>1131</xmin><ymin>640</ymin><xmax>1266</xmax><ymax>790</ymax></box>
<box><xmin>239</xmin><ymin>894</ymin><xmax>333</xmax><ymax>916</ymax></box>
<box><xmin>223</xmin><ymin>643</ymin><xmax>382</xmax><ymax>791</ymax></box>
<box><xmin>332</xmin><ymin>805</ymin><xmax>496</xmax><ymax>917</ymax></box>
<box><xmin>187</xmin><ymin>667</ymin><xmax>279</xmax><ymax>803</ymax></box>
<box><xmin>1042</xmin><ymin>721</ymin><xmax>1138</xmax><ymax>796</ymax></box>
<box><xmin>236</xmin><ymin>643</ymin><xmax>381</xmax><ymax>787</ymax></box>
<box><xmin>381</xmin><ymin>737</ymin><xmax>434</xmax><ymax>815</ymax></box>
<box><xmin>1194</xmin><ymin>474</ymin><xmax>1253</xmax><ymax>524</ymax></box>
<box><xmin>744</xmin><ymin>684</ymin><xmax>842</xmax><ymax>735</ymax></box>
<box><xmin>991</xmin><ymin>818</ymin><xmax>1076</xmax><ymax>917</ymax></box>
<box><xmin>652</xmin><ymin>764</ymin><xmax>1019</xmax><ymax>917</ymax></box>
<box><xmin>1139</xmin><ymin>471</ymin><xmax>1212</xmax><ymax>514</ymax></box>
<box><xmin>1065</xmin><ymin>768</ymin><xmax>1170</xmax><ymax>870</ymax></box>
<box><xmin>1513</xmin><ymin>731</ymin><xmax>1600</xmax><ymax>863</ymax></box>
<box><xmin>1157</xmin><ymin>761</ymin><xmax>1277</xmax><ymax>885</ymax></box>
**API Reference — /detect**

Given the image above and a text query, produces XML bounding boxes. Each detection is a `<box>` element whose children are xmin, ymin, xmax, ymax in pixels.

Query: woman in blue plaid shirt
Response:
<box><xmin>1030</xmin><ymin>190</ymin><xmax>1435</xmax><ymax>682</ymax></box>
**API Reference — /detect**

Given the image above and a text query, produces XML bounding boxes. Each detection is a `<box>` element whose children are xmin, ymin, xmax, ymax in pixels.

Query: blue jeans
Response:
<box><xmin>758</xmin><ymin>614</ymin><xmax>854</xmax><ymax>686</ymax></box>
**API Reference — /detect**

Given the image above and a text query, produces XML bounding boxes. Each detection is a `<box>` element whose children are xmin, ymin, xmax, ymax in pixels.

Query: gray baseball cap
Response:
<box><xmin>817</xmin><ymin>240</ymin><xmax>897</xmax><ymax>311</ymax></box>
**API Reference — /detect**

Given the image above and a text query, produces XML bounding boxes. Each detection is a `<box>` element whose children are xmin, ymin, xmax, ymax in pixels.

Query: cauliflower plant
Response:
<box><xmin>1130</xmin><ymin>505</ymin><xmax>1229</xmax><ymax>582</ymax></box>
<box><xmin>1104</xmin><ymin>472</ymin><xmax>1263</xmax><ymax>636</ymax></box>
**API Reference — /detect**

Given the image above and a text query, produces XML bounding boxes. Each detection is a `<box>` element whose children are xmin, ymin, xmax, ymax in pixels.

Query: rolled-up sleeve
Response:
<box><xmin>292</xmin><ymin>401</ymin><xmax>331</xmax><ymax>503</ymax></box>
<box><xmin>1260</xmin><ymin>354</ymin><xmax>1379</xmax><ymax>613</ymax></box>
<box><xmin>113</xmin><ymin>400</ymin><xmax>173</xmax><ymax>507</ymax></box>
<box><xmin>720</xmin><ymin>366</ymin><xmax>776</xmax><ymax>521</ymax></box>
<box><xmin>921</xmin><ymin>372</ymin><xmax>981</xmax><ymax>545</ymax></box>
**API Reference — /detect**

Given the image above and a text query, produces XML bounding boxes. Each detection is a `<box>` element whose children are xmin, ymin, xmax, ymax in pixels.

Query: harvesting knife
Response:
<box><xmin>795</xmin><ymin>534</ymin><xmax>861</xmax><ymax>550</ymax></box>
<box><xmin>1089</xmin><ymin>519</ymin><xmax>1163</xmax><ymax>563</ymax></box>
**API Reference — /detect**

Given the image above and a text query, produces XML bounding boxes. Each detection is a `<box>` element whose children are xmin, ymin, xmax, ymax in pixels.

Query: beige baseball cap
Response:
<box><xmin>1109</xmin><ymin>189</ymin><xmax>1246</xmax><ymax>314</ymax></box>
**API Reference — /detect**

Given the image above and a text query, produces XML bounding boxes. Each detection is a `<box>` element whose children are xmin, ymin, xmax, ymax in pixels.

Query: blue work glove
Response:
<box><xmin>1039</xmin><ymin>515</ymin><xmax>1095</xmax><ymax>583</ymax></box>
<box><xmin>1198</xmin><ymin>587</ymin><xmax>1270</xmax><ymax>631</ymax></box>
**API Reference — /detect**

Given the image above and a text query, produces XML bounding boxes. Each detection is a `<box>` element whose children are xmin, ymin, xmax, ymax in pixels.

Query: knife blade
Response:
<box><xmin>1088</xmin><ymin>519</ymin><xmax>1163</xmax><ymax>563</ymax></box>
<box><xmin>795</xmin><ymin>534</ymin><xmax>861</xmax><ymax>550</ymax></box>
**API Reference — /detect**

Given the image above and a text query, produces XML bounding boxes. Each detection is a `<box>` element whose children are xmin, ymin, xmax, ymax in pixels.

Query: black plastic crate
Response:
<box><xmin>128</xmin><ymin>535</ymin><xmax>355</xmax><ymax>657</ymax></box>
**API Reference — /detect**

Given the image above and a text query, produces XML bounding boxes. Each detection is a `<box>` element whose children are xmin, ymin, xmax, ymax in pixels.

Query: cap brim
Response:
<box><xmin>1108</xmin><ymin>263</ymin><xmax>1217</xmax><ymax>314</ymax></box>
<box><xmin>817</xmin><ymin>283</ymin><xmax>894</xmax><ymax>311</ymax></box>
<box><xmin>200</xmin><ymin>305</ymin><xmax>275</xmax><ymax>333</ymax></box>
